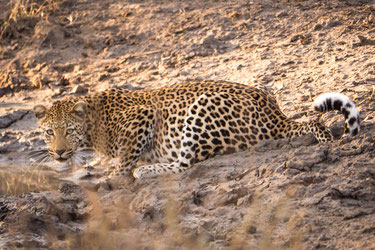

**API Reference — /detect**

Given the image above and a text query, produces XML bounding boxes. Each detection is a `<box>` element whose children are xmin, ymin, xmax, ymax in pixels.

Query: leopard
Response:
<box><xmin>33</xmin><ymin>80</ymin><xmax>360</xmax><ymax>179</ymax></box>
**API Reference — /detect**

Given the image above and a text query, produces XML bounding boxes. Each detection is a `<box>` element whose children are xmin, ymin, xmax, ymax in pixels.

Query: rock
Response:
<box><xmin>33</xmin><ymin>21</ymin><xmax>67</xmax><ymax>48</ymax></box>
<box><xmin>290</xmin><ymin>33</ymin><xmax>312</xmax><ymax>45</ymax></box>
<box><xmin>236</xmin><ymin>64</ymin><xmax>244</xmax><ymax>70</ymax></box>
<box><xmin>199</xmin><ymin>33</ymin><xmax>222</xmax><ymax>50</ymax></box>
<box><xmin>30</xmin><ymin>75</ymin><xmax>50</xmax><ymax>89</ymax></box>
<box><xmin>247</xmin><ymin>225</ymin><xmax>257</xmax><ymax>234</ymax></box>
<box><xmin>228</xmin><ymin>11</ymin><xmax>240</xmax><ymax>19</ymax></box>
<box><xmin>0</xmin><ymin>87</ymin><xmax>10</xmax><ymax>98</ymax></box>
<box><xmin>261</xmin><ymin>76</ymin><xmax>273</xmax><ymax>84</ymax></box>
<box><xmin>313</xmin><ymin>23</ymin><xmax>323</xmax><ymax>31</ymax></box>
<box><xmin>290</xmin><ymin>34</ymin><xmax>301</xmax><ymax>43</ymax></box>
<box><xmin>276</xmin><ymin>11</ymin><xmax>288</xmax><ymax>18</ymax></box>
<box><xmin>326</xmin><ymin>19</ymin><xmax>342</xmax><ymax>28</ymax></box>
<box><xmin>300</xmin><ymin>95</ymin><xmax>309</xmax><ymax>102</ymax></box>
<box><xmin>59</xmin><ymin>182</ymin><xmax>79</xmax><ymax>195</ymax></box>
<box><xmin>98</xmin><ymin>180</ymin><xmax>112</xmax><ymax>191</ymax></box>
<box><xmin>59</xmin><ymin>76</ymin><xmax>70</xmax><ymax>86</ymax></box>
<box><xmin>72</xmin><ymin>85</ymin><xmax>88</xmax><ymax>94</ymax></box>
<box><xmin>0</xmin><ymin>110</ymin><xmax>28</xmax><ymax>129</ymax></box>
<box><xmin>0</xmin><ymin>189</ymin><xmax>87</xmax><ymax>248</ymax></box>
<box><xmin>98</xmin><ymin>73</ymin><xmax>109</xmax><ymax>81</ymax></box>
<box><xmin>353</xmin><ymin>35</ymin><xmax>375</xmax><ymax>47</ymax></box>
<box><xmin>0</xmin><ymin>141</ymin><xmax>30</xmax><ymax>152</ymax></box>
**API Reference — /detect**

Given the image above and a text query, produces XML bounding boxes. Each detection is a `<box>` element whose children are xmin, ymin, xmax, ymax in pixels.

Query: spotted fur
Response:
<box><xmin>33</xmin><ymin>80</ymin><xmax>359</xmax><ymax>179</ymax></box>
<box><xmin>313</xmin><ymin>92</ymin><xmax>360</xmax><ymax>137</ymax></box>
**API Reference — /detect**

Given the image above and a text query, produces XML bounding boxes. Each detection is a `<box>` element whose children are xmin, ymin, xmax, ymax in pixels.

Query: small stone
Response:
<box><xmin>281</xmin><ymin>61</ymin><xmax>295</xmax><ymax>66</ymax></box>
<box><xmin>72</xmin><ymin>85</ymin><xmax>88</xmax><ymax>95</ymax></box>
<box><xmin>59</xmin><ymin>182</ymin><xmax>79</xmax><ymax>195</ymax></box>
<box><xmin>106</xmin><ymin>66</ymin><xmax>119</xmax><ymax>73</ymax></box>
<box><xmin>290</xmin><ymin>34</ymin><xmax>301</xmax><ymax>43</ymax></box>
<box><xmin>98</xmin><ymin>181</ymin><xmax>112</xmax><ymax>191</ymax></box>
<box><xmin>247</xmin><ymin>225</ymin><xmax>257</xmax><ymax>234</ymax></box>
<box><xmin>356</xmin><ymin>35</ymin><xmax>375</xmax><ymax>46</ymax></box>
<box><xmin>228</xmin><ymin>11</ymin><xmax>240</xmax><ymax>19</ymax></box>
<box><xmin>276</xmin><ymin>11</ymin><xmax>288</xmax><ymax>18</ymax></box>
<box><xmin>98</xmin><ymin>73</ymin><xmax>109</xmax><ymax>81</ymax></box>
<box><xmin>0</xmin><ymin>87</ymin><xmax>10</xmax><ymax>98</ymax></box>
<box><xmin>261</xmin><ymin>76</ymin><xmax>273</xmax><ymax>84</ymax></box>
<box><xmin>318</xmin><ymin>234</ymin><xmax>329</xmax><ymax>241</ymax></box>
<box><xmin>285</xmin><ymin>168</ymin><xmax>301</xmax><ymax>176</ymax></box>
<box><xmin>81</xmin><ymin>182</ymin><xmax>99</xmax><ymax>191</ymax></box>
<box><xmin>352</xmin><ymin>80</ymin><xmax>366</xmax><ymax>86</ymax></box>
<box><xmin>314</xmin><ymin>24</ymin><xmax>323</xmax><ymax>31</ymax></box>
<box><xmin>30</xmin><ymin>76</ymin><xmax>43</xmax><ymax>89</ymax></box>
<box><xmin>335</xmin><ymin>56</ymin><xmax>343</xmax><ymax>62</ymax></box>
<box><xmin>300</xmin><ymin>95</ymin><xmax>309</xmax><ymax>102</ymax></box>
<box><xmin>326</xmin><ymin>19</ymin><xmax>342</xmax><ymax>28</ymax></box>
<box><xmin>59</xmin><ymin>76</ymin><xmax>70</xmax><ymax>86</ymax></box>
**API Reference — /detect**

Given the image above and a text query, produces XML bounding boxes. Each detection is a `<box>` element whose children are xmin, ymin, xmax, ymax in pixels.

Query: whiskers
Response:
<box><xmin>71</xmin><ymin>148</ymin><xmax>95</xmax><ymax>166</ymax></box>
<box><xmin>29</xmin><ymin>149</ymin><xmax>52</xmax><ymax>166</ymax></box>
<box><xmin>29</xmin><ymin>148</ymin><xmax>95</xmax><ymax>168</ymax></box>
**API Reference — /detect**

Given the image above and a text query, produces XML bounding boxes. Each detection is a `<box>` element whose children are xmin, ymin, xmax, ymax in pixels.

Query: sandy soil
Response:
<box><xmin>0</xmin><ymin>0</ymin><xmax>374</xmax><ymax>249</ymax></box>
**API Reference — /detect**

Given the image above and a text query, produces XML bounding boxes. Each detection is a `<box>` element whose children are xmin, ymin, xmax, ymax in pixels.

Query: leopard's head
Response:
<box><xmin>33</xmin><ymin>100</ymin><xmax>88</xmax><ymax>163</ymax></box>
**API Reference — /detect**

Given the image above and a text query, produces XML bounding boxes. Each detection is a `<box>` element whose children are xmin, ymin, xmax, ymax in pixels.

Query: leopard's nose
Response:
<box><xmin>55</xmin><ymin>149</ymin><xmax>66</xmax><ymax>156</ymax></box>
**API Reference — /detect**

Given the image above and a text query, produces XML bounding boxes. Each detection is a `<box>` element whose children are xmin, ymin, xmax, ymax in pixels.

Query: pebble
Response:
<box><xmin>276</xmin><ymin>11</ymin><xmax>288</xmax><ymax>18</ymax></box>
<box><xmin>98</xmin><ymin>73</ymin><xmax>109</xmax><ymax>81</ymax></box>
<box><xmin>72</xmin><ymin>85</ymin><xmax>88</xmax><ymax>94</ymax></box>
<box><xmin>300</xmin><ymin>95</ymin><xmax>309</xmax><ymax>102</ymax></box>
<box><xmin>326</xmin><ymin>19</ymin><xmax>342</xmax><ymax>28</ymax></box>
<box><xmin>314</xmin><ymin>24</ymin><xmax>323</xmax><ymax>31</ymax></box>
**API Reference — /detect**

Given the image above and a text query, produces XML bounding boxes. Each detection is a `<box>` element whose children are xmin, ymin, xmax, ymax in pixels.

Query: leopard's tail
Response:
<box><xmin>313</xmin><ymin>93</ymin><xmax>360</xmax><ymax>137</ymax></box>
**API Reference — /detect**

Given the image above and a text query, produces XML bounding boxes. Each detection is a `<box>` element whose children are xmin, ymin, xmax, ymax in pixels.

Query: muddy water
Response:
<box><xmin>0</xmin><ymin>138</ymin><xmax>103</xmax><ymax>194</ymax></box>
<box><xmin>0</xmin><ymin>156</ymin><xmax>101</xmax><ymax>195</ymax></box>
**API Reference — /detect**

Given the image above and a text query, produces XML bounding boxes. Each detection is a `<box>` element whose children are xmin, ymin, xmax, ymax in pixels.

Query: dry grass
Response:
<box><xmin>0</xmin><ymin>169</ymin><xmax>60</xmax><ymax>195</ymax></box>
<box><xmin>0</xmin><ymin>164</ymin><xmax>307</xmax><ymax>249</ymax></box>
<box><xmin>0</xmin><ymin>166</ymin><xmax>306</xmax><ymax>248</ymax></box>
<box><xmin>66</xmin><ymin>181</ymin><xmax>212</xmax><ymax>250</ymax></box>
<box><xmin>67</xmin><ymin>190</ymin><xmax>118</xmax><ymax>250</ymax></box>
<box><xmin>155</xmin><ymin>197</ymin><xmax>211</xmax><ymax>250</ymax></box>
<box><xmin>230</xmin><ymin>187</ymin><xmax>305</xmax><ymax>250</ymax></box>
<box><xmin>0</xmin><ymin>0</ymin><xmax>59</xmax><ymax>40</ymax></box>
<box><xmin>56</xmin><ymin>183</ymin><xmax>305</xmax><ymax>250</ymax></box>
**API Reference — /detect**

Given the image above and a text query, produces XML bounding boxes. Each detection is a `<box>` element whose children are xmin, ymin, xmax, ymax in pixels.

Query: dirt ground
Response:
<box><xmin>0</xmin><ymin>0</ymin><xmax>375</xmax><ymax>249</ymax></box>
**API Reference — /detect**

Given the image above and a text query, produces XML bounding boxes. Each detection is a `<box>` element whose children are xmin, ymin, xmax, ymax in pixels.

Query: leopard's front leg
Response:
<box><xmin>106</xmin><ymin>107</ymin><xmax>156</xmax><ymax>178</ymax></box>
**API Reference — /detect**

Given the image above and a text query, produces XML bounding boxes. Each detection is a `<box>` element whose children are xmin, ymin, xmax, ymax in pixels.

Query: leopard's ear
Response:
<box><xmin>33</xmin><ymin>105</ymin><xmax>48</xmax><ymax>121</ymax></box>
<box><xmin>71</xmin><ymin>101</ymin><xmax>86</xmax><ymax>120</ymax></box>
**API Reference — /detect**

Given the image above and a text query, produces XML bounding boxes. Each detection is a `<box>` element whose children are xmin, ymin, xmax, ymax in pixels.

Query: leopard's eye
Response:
<box><xmin>46</xmin><ymin>129</ymin><xmax>54</xmax><ymax>136</ymax></box>
<box><xmin>66</xmin><ymin>128</ymin><xmax>74</xmax><ymax>135</ymax></box>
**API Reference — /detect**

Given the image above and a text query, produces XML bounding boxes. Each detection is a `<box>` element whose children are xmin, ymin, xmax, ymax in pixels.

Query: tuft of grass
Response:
<box><xmin>0</xmin><ymin>0</ymin><xmax>60</xmax><ymax>41</ymax></box>
<box><xmin>0</xmin><ymin>169</ymin><xmax>61</xmax><ymax>195</ymax></box>
<box><xmin>230</xmin><ymin>187</ymin><xmax>305</xmax><ymax>250</ymax></box>
<box><xmin>67</xmin><ymin>180</ymin><xmax>211</xmax><ymax>250</ymax></box>
<box><xmin>156</xmin><ymin>197</ymin><xmax>211</xmax><ymax>249</ymax></box>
